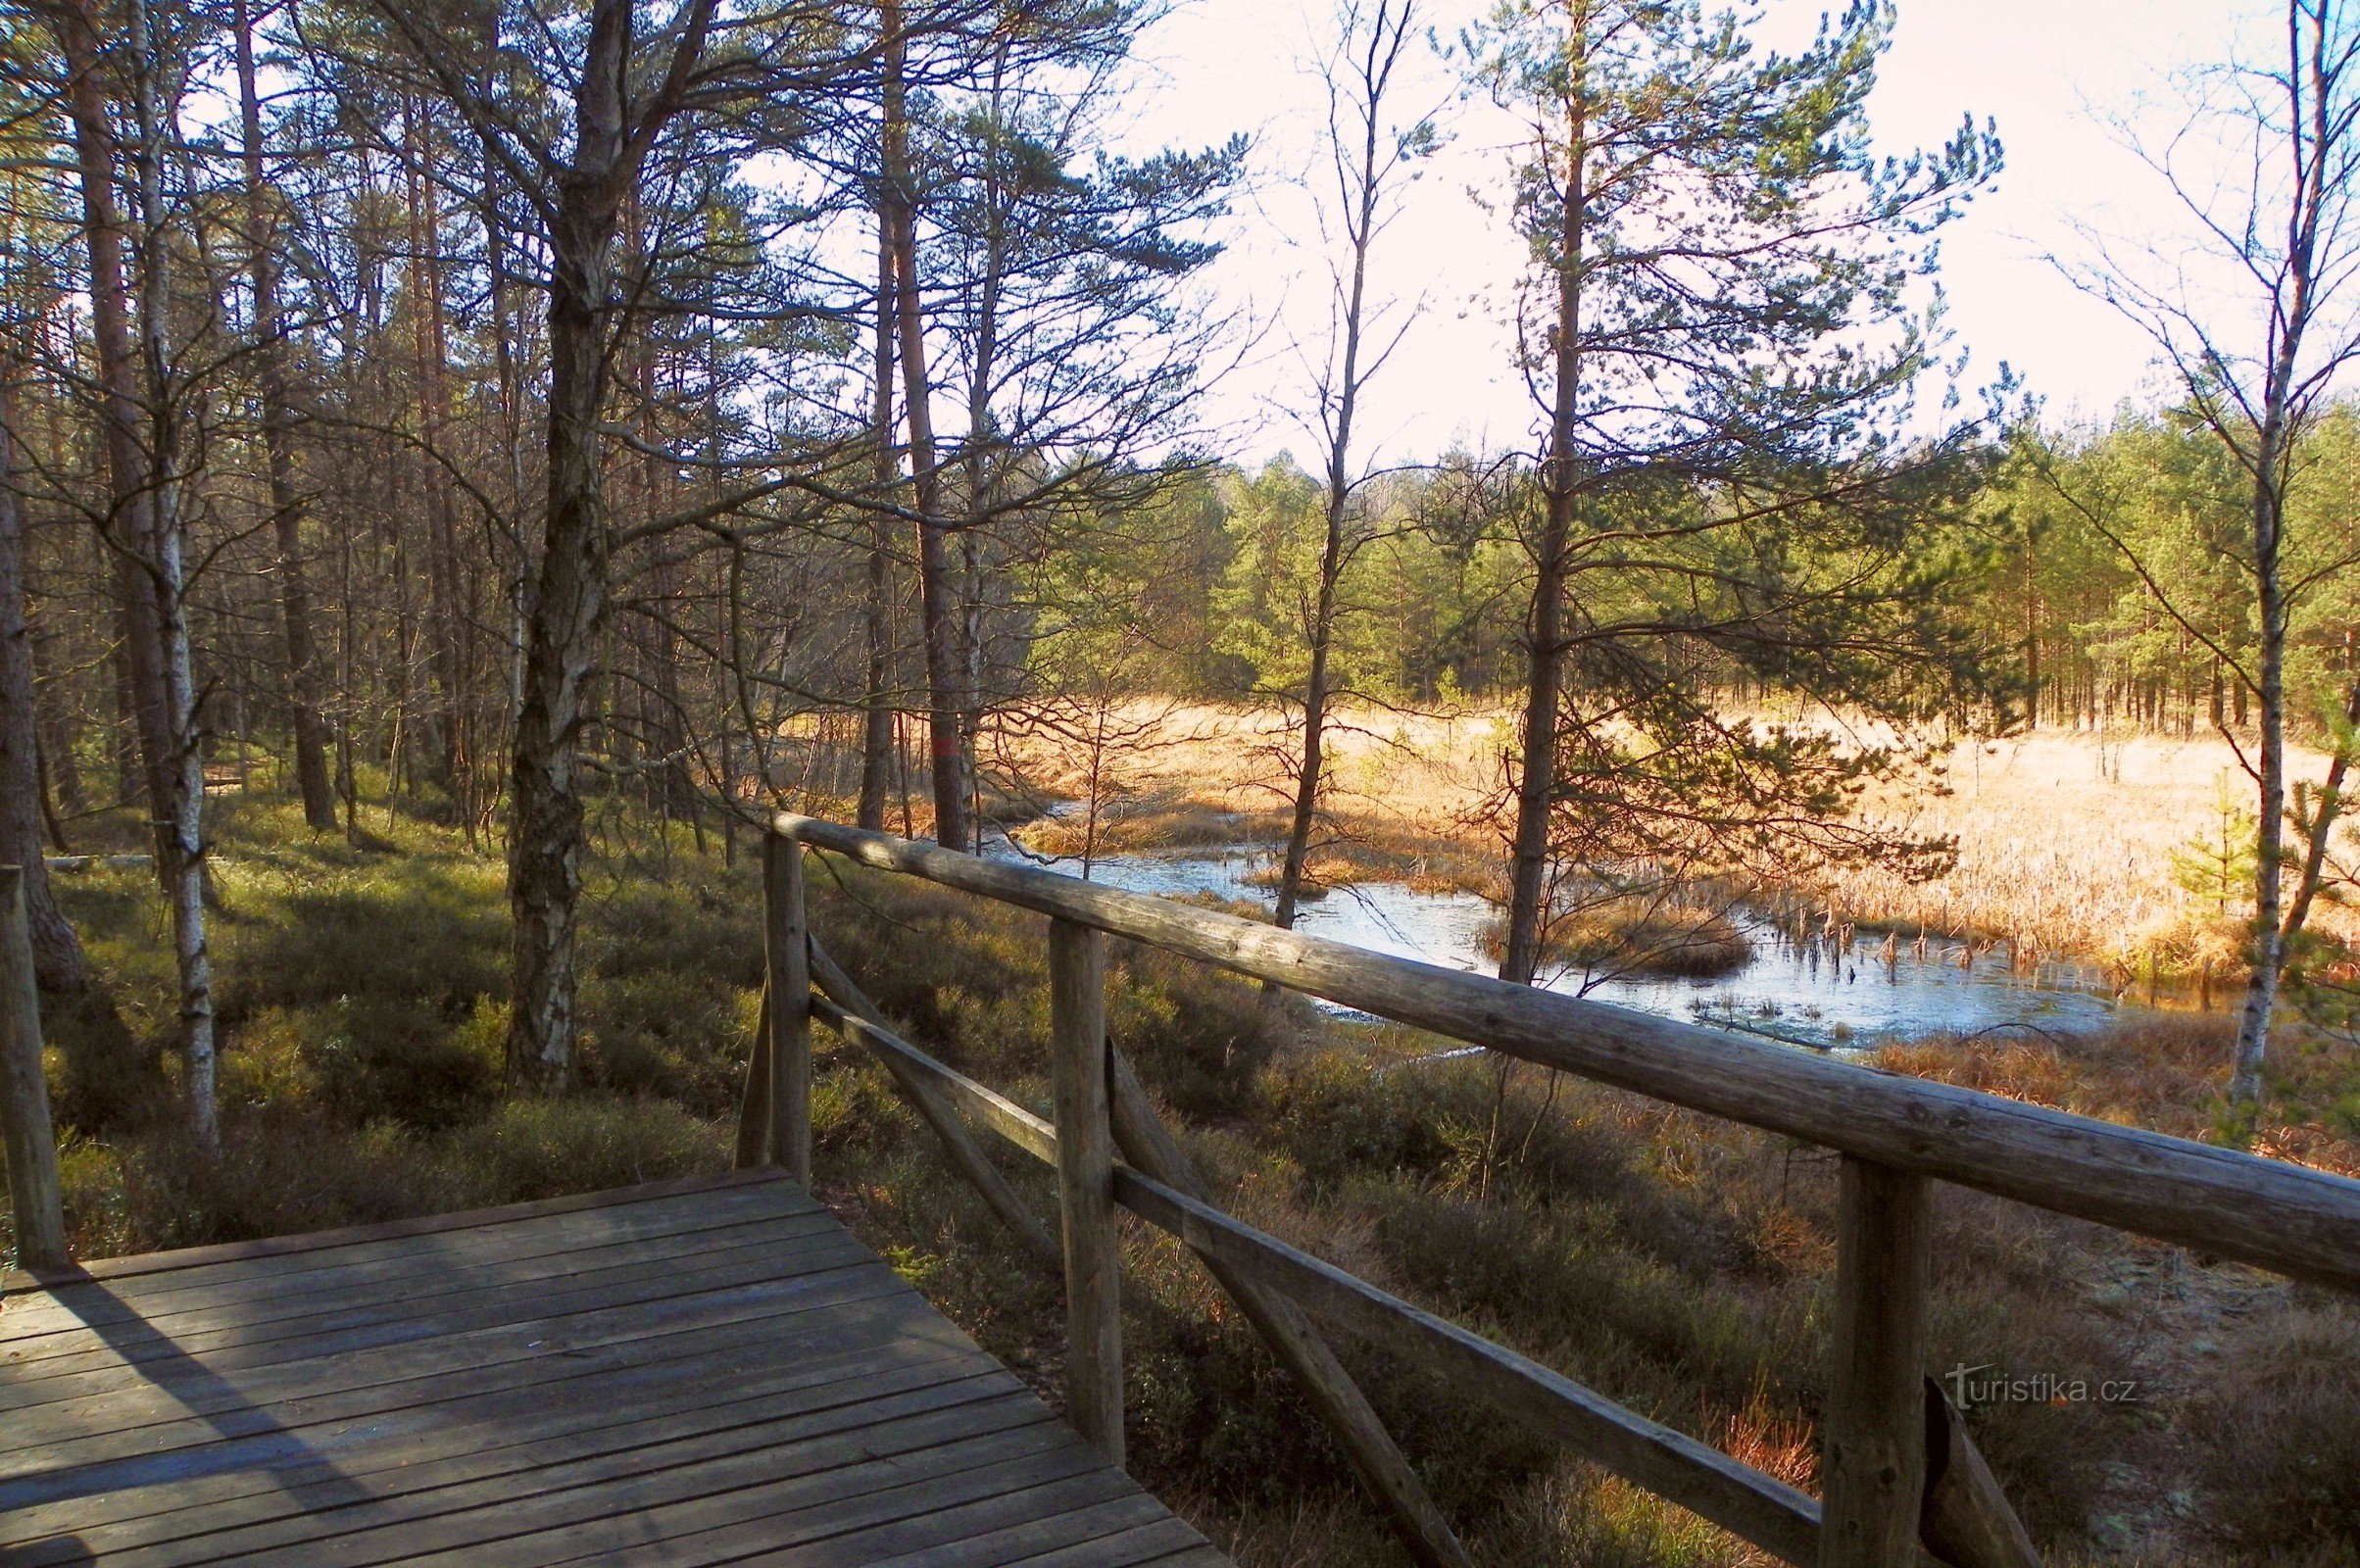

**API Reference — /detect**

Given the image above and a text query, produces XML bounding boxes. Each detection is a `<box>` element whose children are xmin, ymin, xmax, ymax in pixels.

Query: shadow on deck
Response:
<box><xmin>0</xmin><ymin>1171</ymin><xmax>1223</xmax><ymax>1567</ymax></box>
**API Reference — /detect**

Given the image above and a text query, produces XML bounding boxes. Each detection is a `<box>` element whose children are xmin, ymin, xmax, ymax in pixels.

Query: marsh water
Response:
<box><xmin>983</xmin><ymin>833</ymin><xmax>2134</xmax><ymax>1051</ymax></box>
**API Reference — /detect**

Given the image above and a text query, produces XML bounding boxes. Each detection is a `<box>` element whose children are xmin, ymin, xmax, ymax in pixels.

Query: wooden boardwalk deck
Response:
<box><xmin>0</xmin><ymin>1170</ymin><xmax>1225</xmax><ymax>1567</ymax></box>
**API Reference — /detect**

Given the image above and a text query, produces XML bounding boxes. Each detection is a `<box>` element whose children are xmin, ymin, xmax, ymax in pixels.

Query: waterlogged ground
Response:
<box><xmin>986</xmin><ymin>835</ymin><xmax>2132</xmax><ymax>1050</ymax></box>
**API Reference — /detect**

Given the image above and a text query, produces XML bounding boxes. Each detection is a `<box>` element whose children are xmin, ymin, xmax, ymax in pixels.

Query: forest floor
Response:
<box><xmin>11</xmin><ymin>783</ymin><xmax>2358</xmax><ymax>1566</ymax></box>
<box><xmin>996</xmin><ymin>700</ymin><xmax>2360</xmax><ymax>985</ymax></box>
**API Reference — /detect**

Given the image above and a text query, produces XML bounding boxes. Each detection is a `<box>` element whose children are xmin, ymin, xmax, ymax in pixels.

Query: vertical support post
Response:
<box><xmin>1821</xmin><ymin>1154</ymin><xmax>1933</xmax><ymax>1568</ymax></box>
<box><xmin>762</xmin><ymin>831</ymin><xmax>811</xmax><ymax>1186</ymax></box>
<box><xmin>0</xmin><ymin>866</ymin><xmax>66</xmax><ymax>1271</ymax></box>
<box><xmin>732</xmin><ymin>985</ymin><xmax>772</xmax><ymax>1172</ymax></box>
<box><xmin>1049</xmin><ymin>917</ymin><xmax>1122</xmax><ymax>1468</ymax></box>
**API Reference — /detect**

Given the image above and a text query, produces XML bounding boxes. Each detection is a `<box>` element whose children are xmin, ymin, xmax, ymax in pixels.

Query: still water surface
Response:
<box><xmin>982</xmin><ymin>836</ymin><xmax>2133</xmax><ymax>1051</ymax></box>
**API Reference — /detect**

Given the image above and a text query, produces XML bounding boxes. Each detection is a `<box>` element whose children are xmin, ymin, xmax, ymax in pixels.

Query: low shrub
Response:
<box><xmin>437</xmin><ymin>1095</ymin><xmax>727</xmax><ymax>1205</ymax></box>
<box><xmin>2193</xmin><ymin>1304</ymin><xmax>2360</xmax><ymax>1556</ymax></box>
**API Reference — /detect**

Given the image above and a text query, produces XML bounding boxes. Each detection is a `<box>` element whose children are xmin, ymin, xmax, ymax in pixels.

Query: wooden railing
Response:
<box><xmin>740</xmin><ymin>816</ymin><xmax>2360</xmax><ymax>1568</ymax></box>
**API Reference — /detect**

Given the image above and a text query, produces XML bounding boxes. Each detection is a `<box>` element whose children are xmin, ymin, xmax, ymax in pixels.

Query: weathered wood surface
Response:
<box><xmin>1109</xmin><ymin>1163</ymin><xmax>1826</xmax><ymax>1567</ymax></box>
<box><xmin>809</xmin><ymin>994</ymin><xmax>1818</xmax><ymax>1565</ymax></box>
<box><xmin>808</xmin><ymin>939</ymin><xmax>1059</xmax><ymax>1268</ymax></box>
<box><xmin>1106</xmin><ymin>1050</ymin><xmax>1474</xmax><ymax>1568</ymax></box>
<box><xmin>1919</xmin><ymin>1379</ymin><xmax>2041</xmax><ymax>1568</ymax></box>
<box><xmin>777</xmin><ymin>814</ymin><xmax>2360</xmax><ymax>1292</ymax></box>
<box><xmin>0</xmin><ymin>1172</ymin><xmax>1226</xmax><ymax>1567</ymax></box>
<box><xmin>763</xmin><ymin>833</ymin><xmax>812</xmax><ymax>1185</ymax></box>
<box><xmin>1819</xmin><ymin>1158</ymin><xmax>1932</xmax><ymax>1568</ymax></box>
<box><xmin>1</xmin><ymin>863</ymin><xmax>66</xmax><ymax>1270</ymax></box>
<box><xmin>1048</xmin><ymin>918</ymin><xmax>1124</xmax><ymax>1470</ymax></box>
<box><xmin>735</xmin><ymin>983</ymin><xmax>773</xmax><ymax>1170</ymax></box>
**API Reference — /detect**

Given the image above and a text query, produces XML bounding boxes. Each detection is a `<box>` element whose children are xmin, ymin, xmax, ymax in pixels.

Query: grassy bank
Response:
<box><xmin>8</xmin><ymin>794</ymin><xmax>2358</xmax><ymax>1565</ymax></box>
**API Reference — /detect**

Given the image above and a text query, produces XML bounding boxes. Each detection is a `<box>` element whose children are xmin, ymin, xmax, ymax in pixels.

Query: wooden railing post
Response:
<box><xmin>732</xmin><ymin>985</ymin><xmax>772</xmax><ymax>1171</ymax></box>
<box><xmin>1049</xmin><ymin>916</ymin><xmax>1123</xmax><ymax>1468</ymax></box>
<box><xmin>762</xmin><ymin>831</ymin><xmax>811</xmax><ymax>1186</ymax></box>
<box><xmin>0</xmin><ymin>866</ymin><xmax>66</xmax><ymax>1271</ymax></box>
<box><xmin>1820</xmin><ymin>1155</ymin><xmax>1932</xmax><ymax>1568</ymax></box>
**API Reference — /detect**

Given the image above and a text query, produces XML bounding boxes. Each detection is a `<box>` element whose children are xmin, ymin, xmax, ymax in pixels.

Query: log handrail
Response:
<box><xmin>772</xmin><ymin>811</ymin><xmax>2360</xmax><ymax>1293</ymax></box>
<box><xmin>758</xmin><ymin>815</ymin><xmax>2360</xmax><ymax>1568</ymax></box>
<box><xmin>819</xmin><ymin>991</ymin><xmax>1821</xmax><ymax>1561</ymax></box>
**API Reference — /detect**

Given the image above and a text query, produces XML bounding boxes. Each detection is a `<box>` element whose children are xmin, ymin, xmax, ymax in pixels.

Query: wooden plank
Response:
<box><xmin>719</xmin><ymin>1466</ymin><xmax>1148</xmax><ymax>1568</ymax></box>
<box><xmin>2</xmin><ymin>1218</ymin><xmax>868</xmax><ymax>1411</ymax></box>
<box><xmin>0</xmin><ymin>1190</ymin><xmax>832</xmax><ymax>1350</ymax></box>
<box><xmin>2</xmin><ymin>1348</ymin><xmax>988</xmax><ymax>1557</ymax></box>
<box><xmin>0</xmin><ymin>1258</ymin><xmax>909</xmax><ymax>1484</ymax></box>
<box><xmin>765</xmin><ymin>830</ymin><xmax>812</xmax><ymax>1184</ymax></box>
<box><xmin>0</xmin><ymin>1223</ymin><xmax>871</xmax><ymax>1412</ymax></box>
<box><xmin>0</xmin><ymin>1207</ymin><xmax>840</xmax><ymax>1384</ymax></box>
<box><xmin>992</xmin><ymin>1514</ymin><xmax>1216</xmax><ymax>1567</ymax></box>
<box><xmin>0</xmin><ymin>1183</ymin><xmax>1230</xmax><ymax>1568</ymax></box>
<box><xmin>778</xmin><ymin>814</ymin><xmax>2360</xmax><ymax>1293</ymax></box>
<box><xmin>499</xmin><ymin>1441</ymin><xmax>1121</xmax><ymax>1568</ymax></box>
<box><xmin>1819</xmin><ymin>1157</ymin><xmax>1932</xmax><ymax>1568</ymax></box>
<box><xmin>16</xmin><ymin>1358</ymin><xmax>1014</xmax><ymax>1566</ymax></box>
<box><xmin>1049</xmin><ymin>916</ymin><xmax>1123</xmax><ymax>1469</ymax></box>
<box><xmin>0</xmin><ymin>1177</ymin><xmax>815</xmax><ymax>1336</ymax></box>
<box><xmin>1106</xmin><ymin>1162</ymin><xmax>1822</xmax><ymax>1566</ymax></box>
<box><xmin>96</xmin><ymin>1381</ymin><xmax>1049</xmax><ymax>1568</ymax></box>
<box><xmin>1</xmin><ymin>1289</ymin><xmax>975</xmax><ymax>1539</ymax></box>
<box><xmin>0</xmin><ymin>1201</ymin><xmax>833</xmax><ymax>1370</ymax></box>
<box><xmin>0</xmin><ymin>1239</ymin><xmax>881</xmax><ymax>1452</ymax></box>
<box><xmin>2</xmin><ymin>1168</ymin><xmax>788</xmax><ymax>1297</ymax></box>
<box><xmin>810</xmin><ymin>939</ymin><xmax>1060</xmax><ymax>1268</ymax></box>
<box><xmin>1109</xmin><ymin>1046</ymin><xmax>1468</xmax><ymax>1568</ymax></box>
<box><xmin>290</xmin><ymin>1414</ymin><xmax>1091</xmax><ymax>1568</ymax></box>
<box><xmin>0</xmin><ymin>865</ymin><xmax>65</xmax><ymax>1270</ymax></box>
<box><xmin>851</xmin><ymin>1494</ymin><xmax>1190</xmax><ymax>1567</ymax></box>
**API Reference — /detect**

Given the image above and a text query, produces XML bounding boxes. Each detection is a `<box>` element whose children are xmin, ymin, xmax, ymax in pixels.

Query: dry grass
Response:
<box><xmin>999</xmin><ymin>705</ymin><xmax>2359</xmax><ymax>982</ymax></box>
<box><xmin>13</xmin><ymin>787</ymin><xmax>2358</xmax><ymax>1566</ymax></box>
<box><xmin>1817</xmin><ymin>729</ymin><xmax>2357</xmax><ymax>975</ymax></box>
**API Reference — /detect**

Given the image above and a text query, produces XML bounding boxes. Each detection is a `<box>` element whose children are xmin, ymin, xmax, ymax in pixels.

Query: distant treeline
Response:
<box><xmin>1046</xmin><ymin>412</ymin><xmax>2360</xmax><ymax>745</ymax></box>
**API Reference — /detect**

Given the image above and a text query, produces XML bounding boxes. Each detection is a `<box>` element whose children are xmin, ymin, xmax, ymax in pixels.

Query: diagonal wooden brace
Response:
<box><xmin>1106</xmin><ymin>1047</ymin><xmax>1472</xmax><ymax>1568</ymax></box>
<box><xmin>808</xmin><ymin>936</ymin><xmax>1061</xmax><ymax>1271</ymax></box>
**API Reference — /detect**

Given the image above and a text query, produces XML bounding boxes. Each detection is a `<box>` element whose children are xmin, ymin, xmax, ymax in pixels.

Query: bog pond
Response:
<box><xmin>984</xmin><ymin>835</ymin><xmax>2138</xmax><ymax>1052</ymax></box>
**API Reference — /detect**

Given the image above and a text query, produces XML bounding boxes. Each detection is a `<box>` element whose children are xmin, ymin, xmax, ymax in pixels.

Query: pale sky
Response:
<box><xmin>1111</xmin><ymin>0</ymin><xmax>2275</xmax><ymax>466</ymax></box>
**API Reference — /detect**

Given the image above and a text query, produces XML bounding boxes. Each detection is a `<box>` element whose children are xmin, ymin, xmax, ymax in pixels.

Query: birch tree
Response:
<box><xmin>2062</xmin><ymin>0</ymin><xmax>2360</xmax><ymax>1102</ymax></box>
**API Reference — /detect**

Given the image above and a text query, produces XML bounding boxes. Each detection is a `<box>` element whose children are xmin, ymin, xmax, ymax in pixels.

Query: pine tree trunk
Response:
<box><xmin>1276</xmin><ymin>33</ymin><xmax>1389</xmax><ymax>931</ymax></box>
<box><xmin>234</xmin><ymin>0</ymin><xmax>336</xmax><ymax>831</ymax></box>
<box><xmin>404</xmin><ymin>98</ymin><xmax>468</xmax><ymax>801</ymax></box>
<box><xmin>881</xmin><ymin>0</ymin><xmax>971</xmax><ymax>852</ymax></box>
<box><xmin>0</xmin><ymin>356</ymin><xmax>90</xmax><ymax>992</ymax></box>
<box><xmin>52</xmin><ymin>0</ymin><xmax>175</xmax><ymax>847</ymax></box>
<box><xmin>859</xmin><ymin>211</ymin><xmax>897</xmax><ymax>831</ymax></box>
<box><xmin>1500</xmin><ymin>93</ymin><xmax>1586</xmax><ymax>988</ymax></box>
